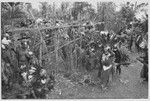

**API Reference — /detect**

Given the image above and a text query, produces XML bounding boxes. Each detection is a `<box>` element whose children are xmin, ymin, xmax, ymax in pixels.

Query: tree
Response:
<box><xmin>1</xmin><ymin>2</ymin><xmax>27</xmax><ymax>33</ymax></box>
<box><xmin>39</xmin><ymin>2</ymin><xmax>48</xmax><ymax>18</ymax></box>
<box><xmin>71</xmin><ymin>2</ymin><xmax>95</xmax><ymax>21</ymax></box>
<box><xmin>32</xmin><ymin>9</ymin><xmax>40</xmax><ymax>18</ymax></box>
<box><xmin>119</xmin><ymin>2</ymin><xmax>135</xmax><ymax>25</ymax></box>
<box><xmin>60</xmin><ymin>2</ymin><xmax>71</xmax><ymax>21</ymax></box>
<box><xmin>97</xmin><ymin>2</ymin><xmax>117</xmax><ymax>31</ymax></box>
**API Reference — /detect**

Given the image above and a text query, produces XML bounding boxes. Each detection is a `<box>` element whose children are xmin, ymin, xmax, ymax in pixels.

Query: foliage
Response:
<box><xmin>1</xmin><ymin>2</ymin><xmax>28</xmax><ymax>34</ymax></box>
<box><xmin>39</xmin><ymin>2</ymin><xmax>48</xmax><ymax>18</ymax></box>
<box><xmin>120</xmin><ymin>2</ymin><xmax>135</xmax><ymax>24</ymax></box>
<box><xmin>1</xmin><ymin>1</ymin><xmax>148</xmax><ymax>99</ymax></box>
<box><xmin>71</xmin><ymin>2</ymin><xmax>95</xmax><ymax>21</ymax></box>
<box><xmin>97</xmin><ymin>2</ymin><xmax>122</xmax><ymax>32</ymax></box>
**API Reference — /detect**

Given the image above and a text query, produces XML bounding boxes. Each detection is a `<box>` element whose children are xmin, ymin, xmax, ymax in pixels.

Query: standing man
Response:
<box><xmin>1</xmin><ymin>33</ymin><xmax>16</xmax><ymax>87</ymax></box>
<box><xmin>16</xmin><ymin>33</ymin><xmax>32</xmax><ymax>84</ymax></box>
<box><xmin>113</xmin><ymin>44</ymin><xmax>122</xmax><ymax>75</ymax></box>
<box><xmin>137</xmin><ymin>46</ymin><xmax>148</xmax><ymax>81</ymax></box>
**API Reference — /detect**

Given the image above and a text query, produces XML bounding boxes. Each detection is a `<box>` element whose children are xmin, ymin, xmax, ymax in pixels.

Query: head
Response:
<box><xmin>40</xmin><ymin>69</ymin><xmax>47</xmax><ymax>76</ymax></box>
<box><xmin>20</xmin><ymin>33</ymin><xmax>30</xmax><ymax>48</ymax></box>
<box><xmin>103</xmin><ymin>46</ymin><xmax>110</xmax><ymax>55</ymax></box>
<box><xmin>104</xmin><ymin>45</ymin><xmax>110</xmax><ymax>51</ymax></box>
<box><xmin>21</xmin><ymin>40</ymin><xmax>29</xmax><ymax>49</ymax></box>
<box><xmin>113</xmin><ymin>43</ymin><xmax>119</xmax><ymax>51</ymax></box>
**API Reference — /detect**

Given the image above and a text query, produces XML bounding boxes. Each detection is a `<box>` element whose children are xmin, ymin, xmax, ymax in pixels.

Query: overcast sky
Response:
<box><xmin>2</xmin><ymin>0</ymin><xmax>148</xmax><ymax>11</ymax></box>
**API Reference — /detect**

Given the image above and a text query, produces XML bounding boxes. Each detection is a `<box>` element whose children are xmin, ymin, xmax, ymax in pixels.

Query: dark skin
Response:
<box><xmin>113</xmin><ymin>47</ymin><xmax>122</xmax><ymax>75</ymax></box>
<box><xmin>16</xmin><ymin>40</ymin><xmax>32</xmax><ymax>70</ymax></box>
<box><xmin>16</xmin><ymin>40</ymin><xmax>37</xmax><ymax>87</ymax></box>
<box><xmin>137</xmin><ymin>49</ymin><xmax>148</xmax><ymax>81</ymax></box>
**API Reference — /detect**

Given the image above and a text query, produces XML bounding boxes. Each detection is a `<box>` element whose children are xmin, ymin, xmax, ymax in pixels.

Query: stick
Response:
<box><xmin>42</xmin><ymin>37</ymin><xmax>81</xmax><ymax>58</ymax></box>
<box><xmin>28</xmin><ymin>9</ymin><xmax>46</xmax><ymax>66</ymax></box>
<box><xmin>8</xmin><ymin>22</ymin><xmax>101</xmax><ymax>32</ymax></box>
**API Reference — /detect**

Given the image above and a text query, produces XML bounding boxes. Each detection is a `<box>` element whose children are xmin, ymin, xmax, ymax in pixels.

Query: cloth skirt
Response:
<box><xmin>101</xmin><ymin>66</ymin><xmax>113</xmax><ymax>86</ymax></box>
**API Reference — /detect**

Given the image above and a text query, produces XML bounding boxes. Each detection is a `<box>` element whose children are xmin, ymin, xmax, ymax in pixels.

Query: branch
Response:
<box><xmin>43</xmin><ymin>37</ymin><xmax>81</xmax><ymax>58</ymax></box>
<box><xmin>8</xmin><ymin>22</ymin><xmax>102</xmax><ymax>32</ymax></box>
<box><xmin>33</xmin><ymin>36</ymin><xmax>54</xmax><ymax>48</ymax></box>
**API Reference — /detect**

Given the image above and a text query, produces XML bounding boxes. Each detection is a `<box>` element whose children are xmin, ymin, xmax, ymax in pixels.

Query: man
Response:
<box><xmin>113</xmin><ymin>44</ymin><xmax>122</xmax><ymax>75</ymax></box>
<box><xmin>16</xmin><ymin>33</ymin><xmax>32</xmax><ymax>84</ymax></box>
<box><xmin>1</xmin><ymin>33</ymin><xmax>14</xmax><ymax>87</ymax></box>
<box><xmin>17</xmin><ymin>33</ymin><xmax>31</xmax><ymax>63</ymax></box>
<box><xmin>31</xmin><ymin>66</ymin><xmax>55</xmax><ymax>98</ymax></box>
<box><xmin>1</xmin><ymin>33</ymin><xmax>20</xmax><ymax>87</ymax></box>
<box><xmin>135</xmin><ymin>35</ymin><xmax>143</xmax><ymax>52</ymax></box>
<box><xmin>129</xmin><ymin>35</ymin><xmax>134</xmax><ymax>52</ymax></box>
<box><xmin>137</xmin><ymin>48</ymin><xmax>148</xmax><ymax>81</ymax></box>
<box><xmin>97</xmin><ymin>48</ymin><xmax>103</xmax><ymax>78</ymax></box>
<box><xmin>136</xmin><ymin>35</ymin><xmax>148</xmax><ymax>81</ymax></box>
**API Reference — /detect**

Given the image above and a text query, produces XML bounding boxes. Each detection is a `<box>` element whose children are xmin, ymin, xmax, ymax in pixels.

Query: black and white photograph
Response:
<box><xmin>1</xmin><ymin>0</ymin><xmax>148</xmax><ymax>99</ymax></box>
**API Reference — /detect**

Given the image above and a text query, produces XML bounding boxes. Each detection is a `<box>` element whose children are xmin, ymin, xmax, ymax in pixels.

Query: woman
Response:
<box><xmin>101</xmin><ymin>46</ymin><xmax>115</xmax><ymax>90</ymax></box>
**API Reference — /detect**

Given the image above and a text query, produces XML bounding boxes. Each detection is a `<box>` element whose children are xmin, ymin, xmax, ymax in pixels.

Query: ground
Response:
<box><xmin>2</xmin><ymin>46</ymin><xmax>148</xmax><ymax>99</ymax></box>
<box><xmin>47</xmin><ymin>47</ymin><xmax>148</xmax><ymax>99</ymax></box>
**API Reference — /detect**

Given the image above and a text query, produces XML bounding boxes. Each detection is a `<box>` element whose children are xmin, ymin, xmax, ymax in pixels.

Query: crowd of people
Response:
<box><xmin>81</xmin><ymin>30</ymin><xmax>131</xmax><ymax>89</ymax></box>
<box><xmin>78</xmin><ymin>21</ymin><xmax>148</xmax><ymax>89</ymax></box>
<box><xmin>2</xmin><ymin>32</ymin><xmax>55</xmax><ymax>99</ymax></box>
<box><xmin>1</xmin><ymin>17</ymin><xmax>148</xmax><ymax>98</ymax></box>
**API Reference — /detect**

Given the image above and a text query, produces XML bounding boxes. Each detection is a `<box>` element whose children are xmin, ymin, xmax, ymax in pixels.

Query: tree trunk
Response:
<box><xmin>28</xmin><ymin>9</ymin><xmax>45</xmax><ymax>66</ymax></box>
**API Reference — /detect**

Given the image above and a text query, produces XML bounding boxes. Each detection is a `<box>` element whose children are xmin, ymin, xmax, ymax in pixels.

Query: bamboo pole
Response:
<box><xmin>32</xmin><ymin>36</ymin><xmax>54</xmax><ymax>49</ymax></box>
<box><xmin>8</xmin><ymin>22</ymin><xmax>102</xmax><ymax>32</ymax></box>
<box><xmin>28</xmin><ymin>9</ymin><xmax>44</xmax><ymax>66</ymax></box>
<box><xmin>70</xmin><ymin>44</ymin><xmax>74</xmax><ymax>72</ymax></box>
<box><xmin>42</xmin><ymin>37</ymin><xmax>81</xmax><ymax>58</ymax></box>
<box><xmin>55</xmin><ymin>30</ymin><xmax>59</xmax><ymax>72</ymax></box>
<box><xmin>74</xmin><ymin>44</ymin><xmax>78</xmax><ymax>71</ymax></box>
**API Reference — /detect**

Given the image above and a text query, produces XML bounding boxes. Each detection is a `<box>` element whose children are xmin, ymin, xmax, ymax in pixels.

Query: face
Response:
<box><xmin>104</xmin><ymin>45</ymin><xmax>110</xmax><ymax>51</ymax></box>
<box><xmin>113</xmin><ymin>48</ymin><xmax>117</xmax><ymax>51</ymax></box>
<box><xmin>21</xmin><ymin>40</ymin><xmax>28</xmax><ymax>49</ymax></box>
<box><xmin>104</xmin><ymin>49</ymin><xmax>109</xmax><ymax>54</ymax></box>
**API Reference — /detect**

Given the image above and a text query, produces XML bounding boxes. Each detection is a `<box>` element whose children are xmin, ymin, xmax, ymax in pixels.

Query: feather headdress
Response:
<box><xmin>95</xmin><ymin>31</ymin><xmax>120</xmax><ymax>49</ymax></box>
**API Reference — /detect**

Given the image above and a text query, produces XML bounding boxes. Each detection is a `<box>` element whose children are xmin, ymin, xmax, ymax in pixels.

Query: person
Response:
<box><xmin>1</xmin><ymin>33</ymin><xmax>12</xmax><ymax>63</ymax></box>
<box><xmin>136</xmin><ymin>34</ymin><xmax>148</xmax><ymax>81</ymax></box>
<box><xmin>1</xmin><ymin>33</ymin><xmax>19</xmax><ymax>87</ymax></box>
<box><xmin>129</xmin><ymin>35</ymin><xmax>133</xmax><ymax>52</ymax></box>
<box><xmin>16</xmin><ymin>33</ymin><xmax>32</xmax><ymax>84</ymax></box>
<box><xmin>113</xmin><ymin>44</ymin><xmax>122</xmax><ymax>75</ymax></box>
<box><xmin>135</xmin><ymin>35</ymin><xmax>143</xmax><ymax>52</ymax></box>
<box><xmin>100</xmin><ymin>45</ymin><xmax>115</xmax><ymax>90</ymax></box>
<box><xmin>137</xmin><ymin>48</ymin><xmax>148</xmax><ymax>81</ymax></box>
<box><xmin>31</xmin><ymin>66</ymin><xmax>55</xmax><ymax>98</ymax></box>
<box><xmin>97</xmin><ymin>48</ymin><xmax>103</xmax><ymax>79</ymax></box>
<box><xmin>17</xmin><ymin>33</ymin><xmax>31</xmax><ymax>64</ymax></box>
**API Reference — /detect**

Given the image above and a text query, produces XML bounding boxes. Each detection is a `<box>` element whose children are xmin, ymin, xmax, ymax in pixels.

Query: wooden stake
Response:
<box><xmin>55</xmin><ymin>30</ymin><xmax>59</xmax><ymax>72</ymax></box>
<box><xmin>28</xmin><ymin>9</ymin><xmax>45</xmax><ymax>66</ymax></box>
